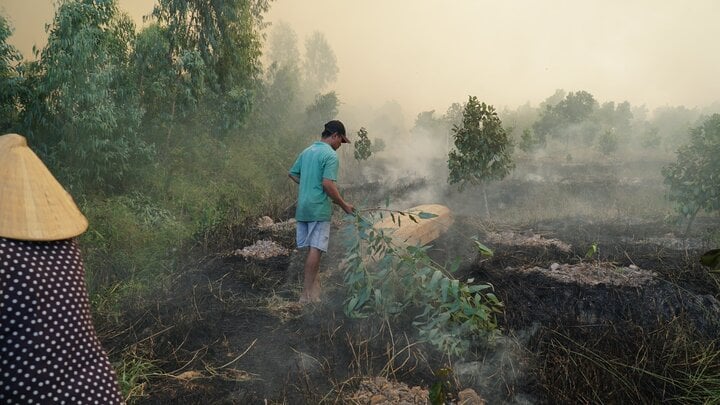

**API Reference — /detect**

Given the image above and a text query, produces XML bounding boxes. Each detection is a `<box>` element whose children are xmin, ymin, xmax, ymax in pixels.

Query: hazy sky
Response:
<box><xmin>3</xmin><ymin>0</ymin><xmax>720</xmax><ymax>118</ymax></box>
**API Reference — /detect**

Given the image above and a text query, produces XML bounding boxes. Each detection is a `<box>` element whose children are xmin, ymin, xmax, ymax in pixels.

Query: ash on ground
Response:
<box><xmin>485</xmin><ymin>231</ymin><xmax>572</xmax><ymax>252</ymax></box>
<box><xmin>511</xmin><ymin>262</ymin><xmax>657</xmax><ymax>287</ymax></box>
<box><xmin>257</xmin><ymin>216</ymin><xmax>296</xmax><ymax>232</ymax></box>
<box><xmin>233</xmin><ymin>239</ymin><xmax>290</xmax><ymax>260</ymax></box>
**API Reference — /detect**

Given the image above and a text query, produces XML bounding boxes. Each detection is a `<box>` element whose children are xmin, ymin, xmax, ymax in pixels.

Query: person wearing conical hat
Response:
<box><xmin>0</xmin><ymin>134</ymin><xmax>124</xmax><ymax>404</ymax></box>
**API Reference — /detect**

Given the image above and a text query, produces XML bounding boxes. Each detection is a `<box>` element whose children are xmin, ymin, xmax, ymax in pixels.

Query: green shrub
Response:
<box><xmin>80</xmin><ymin>194</ymin><xmax>188</xmax><ymax>297</ymax></box>
<box><xmin>341</xmin><ymin>208</ymin><xmax>503</xmax><ymax>356</ymax></box>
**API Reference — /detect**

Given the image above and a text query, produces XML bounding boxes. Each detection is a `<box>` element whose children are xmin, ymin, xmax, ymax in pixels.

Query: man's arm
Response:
<box><xmin>322</xmin><ymin>178</ymin><xmax>354</xmax><ymax>214</ymax></box>
<box><xmin>288</xmin><ymin>173</ymin><xmax>300</xmax><ymax>184</ymax></box>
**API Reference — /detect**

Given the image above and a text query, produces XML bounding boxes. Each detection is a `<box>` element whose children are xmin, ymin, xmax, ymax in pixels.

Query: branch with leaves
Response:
<box><xmin>340</xmin><ymin>207</ymin><xmax>503</xmax><ymax>355</ymax></box>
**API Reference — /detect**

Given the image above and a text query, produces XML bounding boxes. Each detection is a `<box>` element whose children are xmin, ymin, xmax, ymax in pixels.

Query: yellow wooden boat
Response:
<box><xmin>372</xmin><ymin>203</ymin><xmax>454</xmax><ymax>247</ymax></box>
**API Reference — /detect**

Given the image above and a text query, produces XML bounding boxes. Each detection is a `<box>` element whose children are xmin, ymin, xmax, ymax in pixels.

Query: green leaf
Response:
<box><xmin>429</xmin><ymin>270</ymin><xmax>443</xmax><ymax>290</ymax></box>
<box><xmin>440</xmin><ymin>278</ymin><xmax>450</xmax><ymax>301</ymax></box>
<box><xmin>473</xmin><ymin>240</ymin><xmax>494</xmax><ymax>257</ymax></box>
<box><xmin>449</xmin><ymin>257</ymin><xmax>461</xmax><ymax>273</ymax></box>
<box><xmin>468</xmin><ymin>284</ymin><xmax>491</xmax><ymax>293</ymax></box>
<box><xmin>418</xmin><ymin>211</ymin><xmax>438</xmax><ymax>219</ymax></box>
<box><xmin>450</xmin><ymin>280</ymin><xmax>460</xmax><ymax>297</ymax></box>
<box><xmin>585</xmin><ymin>242</ymin><xmax>598</xmax><ymax>259</ymax></box>
<box><xmin>346</xmin><ymin>296</ymin><xmax>358</xmax><ymax>314</ymax></box>
<box><xmin>357</xmin><ymin>288</ymin><xmax>371</xmax><ymax>307</ymax></box>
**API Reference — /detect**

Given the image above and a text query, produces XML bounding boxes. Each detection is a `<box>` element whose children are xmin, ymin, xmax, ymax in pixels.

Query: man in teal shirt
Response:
<box><xmin>289</xmin><ymin>120</ymin><xmax>354</xmax><ymax>303</ymax></box>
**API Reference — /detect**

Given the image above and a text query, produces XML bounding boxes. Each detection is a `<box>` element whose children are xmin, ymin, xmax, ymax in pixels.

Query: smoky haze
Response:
<box><xmin>4</xmin><ymin>0</ymin><xmax>720</xmax><ymax>124</ymax></box>
<box><xmin>263</xmin><ymin>0</ymin><xmax>720</xmax><ymax>122</ymax></box>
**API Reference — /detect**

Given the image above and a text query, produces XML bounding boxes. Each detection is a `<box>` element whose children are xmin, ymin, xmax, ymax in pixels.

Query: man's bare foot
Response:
<box><xmin>299</xmin><ymin>295</ymin><xmax>321</xmax><ymax>304</ymax></box>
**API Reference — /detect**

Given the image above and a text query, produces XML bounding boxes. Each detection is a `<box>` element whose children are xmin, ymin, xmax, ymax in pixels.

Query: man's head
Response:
<box><xmin>321</xmin><ymin>120</ymin><xmax>349</xmax><ymax>149</ymax></box>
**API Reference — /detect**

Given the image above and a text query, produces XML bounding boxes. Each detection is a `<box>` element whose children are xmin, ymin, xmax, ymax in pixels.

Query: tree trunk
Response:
<box><xmin>483</xmin><ymin>188</ymin><xmax>490</xmax><ymax>217</ymax></box>
<box><xmin>683</xmin><ymin>208</ymin><xmax>700</xmax><ymax>237</ymax></box>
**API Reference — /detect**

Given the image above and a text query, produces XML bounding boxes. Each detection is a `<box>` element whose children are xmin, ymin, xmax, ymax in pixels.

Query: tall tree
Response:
<box><xmin>532</xmin><ymin>90</ymin><xmax>598</xmax><ymax>150</ymax></box>
<box><xmin>0</xmin><ymin>14</ymin><xmax>23</xmax><ymax>133</ymax></box>
<box><xmin>250</xmin><ymin>21</ymin><xmax>303</xmax><ymax>140</ymax></box>
<box><xmin>302</xmin><ymin>31</ymin><xmax>338</xmax><ymax>96</ymax></box>
<box><xmin>412</xmin><ymin>110</ymin><xmax>445</xmax><ymax>136</ymax></box>
<box><xmin>555</xmin><ymin>90</ymin><xmax>597</xmax><ymax>124</ymax></box>
<box><xmin>133</xmin><ymin>23</ymin><xmax>207</xmax><ymax>147</ymax></box>
<box><xmin>267</xmin><ymin>21</ymin><xmax>300</xmax><ymax>69</ymax></box>
<box><xmin>540</xmin><ymin>89</ymin><xmax>567</xmax><ymax>110</ymax></box>
<box><xmin>651</xmin><ymin>105</ymin><xmax>699</xmax><ymax>151</ymax></box>
<box><xmin>24</xmin><ymin>0</ymin><xmax>150</xmax><ymax>192</ymax></box>
<box><xmin>443</xmin><ymin>102</ymin><xmax>464</xmax><ymax>129</ymax></box>
<box><xmin>448</xmin><ymin>96</ymin><xmax>514</xmax><ymax>213</ymax></box>
<box><xmin>248</xmin><ymin>62</ymin><xmax>302</xmax><ymax>141</ymax></box>
<box><xmin>152</xmin><ymin>0</ymin><xmax>270</xmax><ymax>132</ymax></box>
<box><xmin>301</xmin><ymin>91</ymin><xmax>339</xmax><ymax>144</ymax></box>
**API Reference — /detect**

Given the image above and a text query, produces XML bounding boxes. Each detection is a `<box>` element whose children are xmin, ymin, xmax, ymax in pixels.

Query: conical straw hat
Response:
<box><xmin>0</xmin><ymin>133</ymin><xmax>88</xmax><ymax>241</ymax></box>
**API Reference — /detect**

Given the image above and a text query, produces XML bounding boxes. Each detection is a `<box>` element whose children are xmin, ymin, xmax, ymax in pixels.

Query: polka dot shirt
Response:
<box><xmin>0</xmin><ymin>237</ymin><xmax>123</xmax><ymax>404</ymax></box>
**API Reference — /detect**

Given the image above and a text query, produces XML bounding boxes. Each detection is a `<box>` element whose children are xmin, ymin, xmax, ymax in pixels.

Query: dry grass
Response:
<box><xmin>532</xmin><ymin>319</ymin><xmax>720</xmax><ymax>404</ymax></box>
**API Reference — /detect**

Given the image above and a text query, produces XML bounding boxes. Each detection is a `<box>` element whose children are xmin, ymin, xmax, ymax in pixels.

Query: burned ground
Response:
<box><xmin>445</xmin><ymin>214</ymin><xmax>720</xmax><ymax>403</ymax></box>
<box><xmin>105</xmin><ymin>163</ymin><xmax>720</xmax><ymax>404</ymax></box>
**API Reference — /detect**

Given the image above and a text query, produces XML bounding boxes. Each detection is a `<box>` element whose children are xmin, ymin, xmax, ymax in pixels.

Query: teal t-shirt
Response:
<box><xmin>289</xmin><ymin>141</ymin><xmax>339</xmax><ymax>221</ymax></box>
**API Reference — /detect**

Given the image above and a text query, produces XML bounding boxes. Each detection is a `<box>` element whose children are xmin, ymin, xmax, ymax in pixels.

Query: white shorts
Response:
<box><xmin>296</xmin><ymin>221</ymin><xmax>331</xmax><ymax>252</ymax></box>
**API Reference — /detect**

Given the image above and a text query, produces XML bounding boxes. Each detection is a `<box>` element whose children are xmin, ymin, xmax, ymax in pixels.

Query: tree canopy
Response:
<box><xmin>152</xmin><ymin>0</ymin><xmax>270</xmax><ymax>132</ymax></box>
<box><xmin>662</xmin><ymin>114</ymin><xmax>720</xmax><ymax>233</ymax></box>
<box><xmin>0</xmin><ymin>15</ymin><xmax>23</xmax><ymax>133</ymax></box>
<box><xmin>303</xmin><ymin>31</ymin><xmax>338</xmax><ymax>95</ymax></box>
<box><xmin>22</xmin><ymin>0</ymin><xmax>149</xmax><ymax>191</ymax></box>
<box><xmin>448</xmin><ymin>96</ymin><xmax>514</xmax><ymax>189</ymax></box>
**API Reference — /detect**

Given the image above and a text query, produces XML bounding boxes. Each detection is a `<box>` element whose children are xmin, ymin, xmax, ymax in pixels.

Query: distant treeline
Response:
<box><xmin>409</xmin><ymin>88</ymin><xmax>720</xmax><ymax>160</ymax></box>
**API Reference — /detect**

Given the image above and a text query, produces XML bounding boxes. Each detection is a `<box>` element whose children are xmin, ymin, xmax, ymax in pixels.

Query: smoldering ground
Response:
<box><xmin>108</xmin><ymin>113</ymin><xmax>720</xmax><ymax>404</ymax></box>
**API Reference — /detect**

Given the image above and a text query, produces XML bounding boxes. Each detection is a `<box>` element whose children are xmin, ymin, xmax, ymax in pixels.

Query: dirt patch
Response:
<box><xmin>346</xmin><ymin>377</ymin><xmax>430</xmax><ymax>404</ymax></box>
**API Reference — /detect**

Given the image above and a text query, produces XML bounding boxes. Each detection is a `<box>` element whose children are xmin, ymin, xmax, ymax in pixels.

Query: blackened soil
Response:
<box><xmin>116</xmin><ymin>223</ymin><xmax>439</xmax><ymax>405</ymax></box>
<box><xmin>110</xmin><ymin>211</ymin><xmax>720</xmax><ymax>404</ymax></box>
<box><xmin>434</xmin><ymin>215</ymin><xmax>720</xmax><ymax>404</ymax></box>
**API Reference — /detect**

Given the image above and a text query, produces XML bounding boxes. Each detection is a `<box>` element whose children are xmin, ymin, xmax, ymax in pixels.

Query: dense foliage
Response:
<box><xmin>151</xmin><ymin>0</ymin><xmax>270</xmax><ymax>133</ymax></box>
<box><xmin>662</xmin><ymin>114</ymin><xmax>720</xmax><ymax>233</ymax></box>
<box><xmin>0</xmin><ymin>15</ymin><xmax>22</xmax><ymax>133</ymax></box>
<box><xmin>31</xmin><ymin>1</ymin><xmax>149</xmax><ymax>191</ymax></box>
<box><xmin>0</xmin><ymin>0</ymin><xmax>317</xmax><ymax>315</ymax></box>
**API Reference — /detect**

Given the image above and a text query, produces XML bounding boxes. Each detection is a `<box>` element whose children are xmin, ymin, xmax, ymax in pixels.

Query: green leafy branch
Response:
<box><xmin>340</xmin><ymin>207</ymin><xmax>503</xmax><ymax>356</ymax></box>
